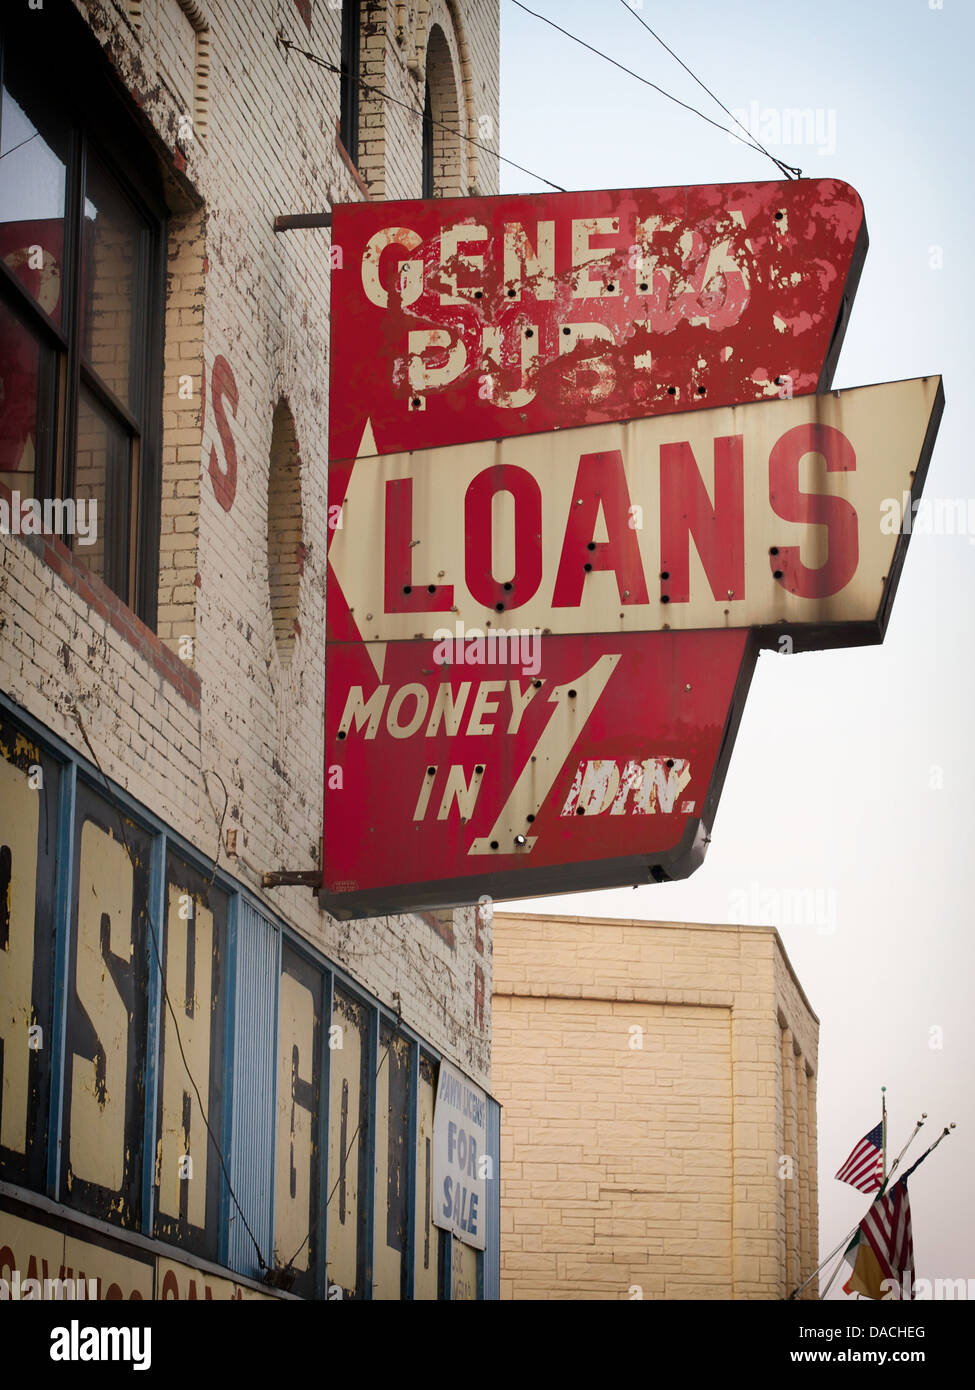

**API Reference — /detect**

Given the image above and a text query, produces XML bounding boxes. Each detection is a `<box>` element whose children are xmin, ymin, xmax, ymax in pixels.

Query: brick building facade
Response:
<box><xmin>492</xmin><ymin>912</ymin><xmax>819</xmax><ymax>1300</ymax></box>
<box><xmin>0</xmin><ymin>0</ymin><xmax>500</xmax><ymax>1300</ymax></box>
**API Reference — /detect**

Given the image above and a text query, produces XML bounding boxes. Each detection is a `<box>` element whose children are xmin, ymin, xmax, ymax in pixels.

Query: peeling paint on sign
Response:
<box><xmin>330</xmin><ymin>180</ymin><xmax>866</xmax><ymax>462</ymax></box>
<box><xmin>324</xmin><ymin>180</ymin><xmax>940</xmax><ymax>919</ymax></box>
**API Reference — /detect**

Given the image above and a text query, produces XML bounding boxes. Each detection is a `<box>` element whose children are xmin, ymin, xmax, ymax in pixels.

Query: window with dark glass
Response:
<box><xmin>339</xmin><ymin>0</ymin><xmax>361</xmax><ymax>162</ymax></box>
<box><xmin>422</xmin><ymin>79</ymin><xmax>434</xmax><ymax>198</ymax></box>
<box><xmin>0</xmin><ymin>15</ymin><xmax>165</xmax><ymax>624</ymax></box>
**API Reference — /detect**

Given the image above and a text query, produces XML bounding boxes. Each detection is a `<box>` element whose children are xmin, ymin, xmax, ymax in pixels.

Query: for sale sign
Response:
<box><xmin>432</xmin><ymin>1062</ymin><xmax>487</xmax><ymax>1252</ymax></box>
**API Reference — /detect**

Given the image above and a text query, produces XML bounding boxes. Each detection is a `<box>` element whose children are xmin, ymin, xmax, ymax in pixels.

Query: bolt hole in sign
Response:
<box><xmin>323</xmin><ymin>180</ymin><xmax>942</xmax><ymax>919</ymax></box>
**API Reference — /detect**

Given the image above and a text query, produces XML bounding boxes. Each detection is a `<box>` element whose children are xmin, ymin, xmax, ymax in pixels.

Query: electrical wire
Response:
<box><xmin>509</xmin><ymin>0</ymin><xmax>801</xmax><ymax>179</ymax></box>
<box><xmin>277</xmin><ymin>34</ymin><xmax>565</xmax><ymax>192</ymax></box>
<box><xmin>617</xmin><ymin>0</ymin><xmax>802</xmax><ymax>178</ymax></box>
<box><xmin>68</xmin><ymin>704</ymin><xmax>269</xmax><ymax>1273</ymax></box>
<box><xmin>0</xmin><ymin>132</ymin><xmax>39</xmax><ymax>162</ymax></box>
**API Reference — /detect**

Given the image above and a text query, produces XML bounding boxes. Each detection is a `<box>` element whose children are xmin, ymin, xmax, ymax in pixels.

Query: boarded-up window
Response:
<box><xmin>62</xmin><ymin>784</ymin><xmax>150</xmax><ymax>1228</ymax></box>
<box><xmin>327</xmin><ymin>987</ymin><xmax>370</xmax><ymax>1297</ymax></box>
<box><xmin>153</xmin><ymin>856</ymin><xmax>227</xmax><ymax>1259</ymax></box>
<box><xmin>414</xmin><ymin>1051</ymin><xmax>441</xmax><ymax>1298</ymax></box>
<box><xmin>373</xmin><ymin>1019</ymin><xmax>411</xmax><ymax>1299</ymax></box>
<box><xmin>274</xmin><ymin>945</ymin><xmax>323</xmax><ymax>1299</ymax></box>
<box><xmin>0</xmin><ymin>717</ymin><xmax>57</xmax><ymax>1193</ymax></box>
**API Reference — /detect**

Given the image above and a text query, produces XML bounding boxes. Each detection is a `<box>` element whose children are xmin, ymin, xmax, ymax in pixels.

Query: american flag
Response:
<box><xmin>835</xmin><ymin>1122</ymin><xmax>883</xmax><ymax>1193</ymax></box>
<box><xmin>858</xmin><ymin>1177</ymin><xmax>915</xmax><ymax>1292</ymax></box>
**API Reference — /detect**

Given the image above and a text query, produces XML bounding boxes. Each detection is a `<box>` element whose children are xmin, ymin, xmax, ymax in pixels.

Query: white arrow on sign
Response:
<box><xmin>328</xmin><ymin>377</ymin><xmax>942</xmax><ymax>642</ymax></box>
<box><xmin>467</xmin><ymin>652</ymin><xmax>620</xmax><ymax>856</ymax></box>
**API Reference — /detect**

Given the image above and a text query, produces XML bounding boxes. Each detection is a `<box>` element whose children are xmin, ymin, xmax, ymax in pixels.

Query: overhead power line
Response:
<box><xmin>509</xmin><ymin>0</ymin><xmax>801</xmax><ymax>180</ymax></box>
<box><xmin>277</xmin><ymin>34</ymin><xmax>565</xmax><ymax>192</ymax></box>
<box><xmin>617</xmin><ymin>0</ymin><xmax>801</xmax><ymax>179</ymax></box>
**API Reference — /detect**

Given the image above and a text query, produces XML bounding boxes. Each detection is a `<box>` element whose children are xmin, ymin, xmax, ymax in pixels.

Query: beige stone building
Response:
<box><xmin>0</xmin><ymin>0</ymin><xmax>499</xmax><ymax>1300</ymax></box>
<box><xmin>492</xmin><ymin>912</ymin><xmax>819</xmax><ymax>1300</ymax></box>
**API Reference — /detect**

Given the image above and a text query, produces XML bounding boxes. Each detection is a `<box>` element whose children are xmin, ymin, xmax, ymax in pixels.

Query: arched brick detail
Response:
<box><xmin>401</xmin><ymin>0</ymin><xmax>479</xmax><ymax>194</ymax></box>
<box><xmin>267</xmin><ymin>398</ymin><xmax>304</xmax><ymax>667</ymax></box>
<box><xmin>424</xmin><ymin>24</ymin><xmax>462</xmax><ymax>197</ymax></box>
<box><xmin>444</xmin><ymin>0</ymin><xmax>479</xmax><ymax>193</ymax></box>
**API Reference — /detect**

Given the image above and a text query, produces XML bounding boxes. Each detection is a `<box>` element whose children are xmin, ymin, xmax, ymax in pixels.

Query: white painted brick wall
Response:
<box><xmin>1</xmin><ymin>0</ymin><xmax>500</xmax><ymax>1087</ymax></box>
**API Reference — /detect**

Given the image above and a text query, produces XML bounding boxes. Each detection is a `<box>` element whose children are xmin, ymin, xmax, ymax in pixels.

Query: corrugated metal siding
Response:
<box><xmin>228</xmin><ymin>900</ymin><xmax>279</xmax><ymax>1280</ymax></box>
<box><xmin>483</xmin><ymin>1097</ymin><xmax>501</xmax><ymax>1300</ymax></box>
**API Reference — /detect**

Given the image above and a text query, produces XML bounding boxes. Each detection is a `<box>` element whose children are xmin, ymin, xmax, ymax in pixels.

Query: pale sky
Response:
<box><xmin>497</xmin><ymin>0</ymin><xmax>973</xmax><ymax>1294</ymax></box>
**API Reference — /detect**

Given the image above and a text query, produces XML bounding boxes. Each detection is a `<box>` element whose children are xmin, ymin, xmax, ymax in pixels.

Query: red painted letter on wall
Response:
<box><xmin>208</xmin><ymin>355</ymin><xmax>239</xmax><ymax>512</ymax></box>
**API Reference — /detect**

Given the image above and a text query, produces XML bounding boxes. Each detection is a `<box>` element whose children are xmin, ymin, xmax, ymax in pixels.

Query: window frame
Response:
<box><xmin>0</xmin><ymin>16</ymin><xmax>167</xmax><ymax>628</ymax></box>
<box><xmin>422</xmin><ymin>77</ymin><xmax>434</xmax><ymax>198</ymax></box>
<box><xmin>339</xmin><ymin>0</ymin><xmax>361</xmax><ymax>164</ymax></box>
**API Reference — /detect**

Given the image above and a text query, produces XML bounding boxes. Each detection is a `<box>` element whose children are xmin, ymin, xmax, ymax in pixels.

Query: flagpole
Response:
<box><xmin>881</xmin><ymin>1086</ymin><xmax>887</xmax><ymax>1184</ymax></box>
<box><xmin>900</xmin><ymin>1122</ymin><xmax>955</xmax><ymax>1181</ymax></box>
<box><xmin>882</xmin><ymin>1114</ymin><xmax>926</xmax><ymax>1191</ymax></box>
<box><xmin>787</xmin><ymin>1222</ymin><xmax>861</xmax><ymax>1299</ymax></box>
<box><xmin>793</xmin><ymin>1115</ymin><xmax>937</xmax><ymax>1300</ymax></box>
<box><xmin>809</xmin><ymin>1119</ymin><xmax>957</xmax><ymax>1304</ymax></box>
<box><xmin>820</xmin><ymin>1240</ymin><xmax>854</xmax><ymax>1301</ymax></box>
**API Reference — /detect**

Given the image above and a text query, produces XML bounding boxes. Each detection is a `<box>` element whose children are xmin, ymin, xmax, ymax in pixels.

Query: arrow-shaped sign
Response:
<box><xmin>329</xmin><ymin>377</ymin><xmax>943</xmax><ymax>649</ymax></box>
<box><xmin>322</xmin><ymin>379</ymin><xmax>942</xmax><ymax>918</ymax></box>
<box><xmin>322</xmin><ymin>180</ymin><xmax>943</xmax><ymax>921</ymax></box>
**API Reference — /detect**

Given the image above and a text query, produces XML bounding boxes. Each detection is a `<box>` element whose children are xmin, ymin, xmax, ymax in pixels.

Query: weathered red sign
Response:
<box><xmin>328</xmin><ymin>178</ymin><xmax>866</xmax><ymax>460</ymax></box>
<box><xmin>323</xmin><ymin>380</ymin><xmax>942</xmax><ymax>915</ymax></box>
<box><xmin>322</xmin><ymin>180</ymin><xmax>934</xmax><ymax>919</ymax></box>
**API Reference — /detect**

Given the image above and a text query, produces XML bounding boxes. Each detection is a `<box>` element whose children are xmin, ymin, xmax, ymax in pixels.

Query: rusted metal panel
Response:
<box><xmin>227</xmin><ymin>899</ymin><xmax>277</xmax><ymax>1281</ymax></box>
<box><xmin>326</xmin><ymin>986</ymin><xmax>371</xmax><ymax>1298</ymax></box>
<box><xmin>413</xmin><ymin>1051</ymin><xmax>440</xmax><ymax>1299</ymax></box>
<box><xmin>0</xmin><ymin>704</ymin><xmax>501</xmax><ymax>1298</ymax></box>
<box><xmin>273</xmin><ymin>942</ymin><xmax>323</xmax><ymax>1300</ymax></box>
<box><xmin>372</xmin><ymin>1018</ymin><xmax>411</xmax><ymax>1299</ymax></box>
<box><xmin>153</xmin><ymin>854</ymin><xmax>227</xmax><ymax>1261</ymax></box>
<box><xmin>61</xmin><ymin>782</ymin><xmax>150</xmax><ymax>1228</ymax></box>
<box><xmin>329</xmin><ymin>179</ymin><xmax>866</xmax><ymax>461</ymax></box>
<box><xmin>0</xmin><ymin>716</ymin><xmax>58</xmax><ymax>1195</ymax></box>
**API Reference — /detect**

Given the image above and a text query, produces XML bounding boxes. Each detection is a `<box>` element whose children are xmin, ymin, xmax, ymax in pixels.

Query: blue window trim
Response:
<box><xmin>140</xmin><ymin>827</ymin><xmax>166</xmax><ymax>1234</ymax></box>
<box><xmin>0</xmin><ymin>690</ymin><xmax>497</xmax><ymax>1299</ymax></box>
<box><xmin>217</xmin><ymin>892</ymin><xmax>239</xmax><ymax>1270</ymax></box>
<box><xmin>46</xmin><ymin>757</ymin><xmax>75</xmax><ymax>1202</ymax></box>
